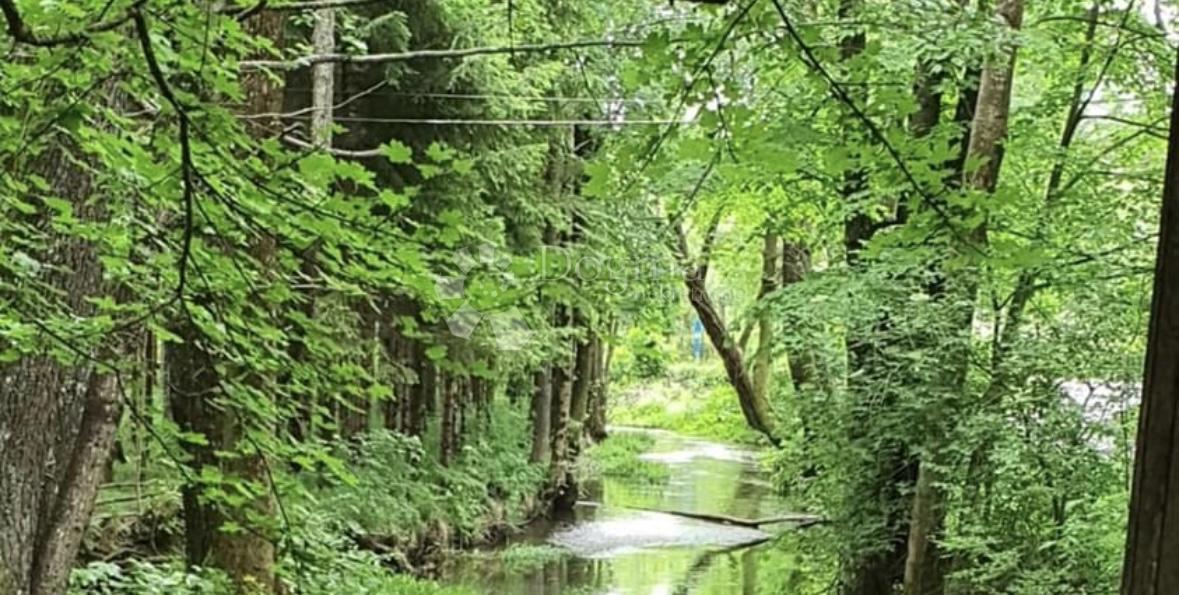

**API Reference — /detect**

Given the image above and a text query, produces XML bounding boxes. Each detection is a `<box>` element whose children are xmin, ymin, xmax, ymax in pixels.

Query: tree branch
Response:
<box><xmin>133</xmin><ymin>10</ymin><xmax>196</xmax><ymax>302</ymax></box>
<box><xmin>281</xmin><ymin>133</ymin><xmax>384</xmax><ymax>157</ymax></box>
<box><xmin>1</xmin><ymin>0</ymin><xmax>145</xmax><ymax>47</ymax></box>
<box><xmin>768</xmin><ymin>0</ymin><xmax>983</xmax><ymax>256</ymax></box>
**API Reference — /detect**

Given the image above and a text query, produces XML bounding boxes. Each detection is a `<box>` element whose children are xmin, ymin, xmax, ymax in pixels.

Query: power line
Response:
<box><xmin>242</xmin><ymin>39</ymin><xmax>645</xmax><ymax>70</ymax></box>
<box><xmin>276</xmin><ymin>89</ymin><xmax>659</xmax><ymax>105</ymax></box>
<box><xmin>285</xmin><ymin>115</ymin><xmax>688</xmax><ymax>126</ymax></box>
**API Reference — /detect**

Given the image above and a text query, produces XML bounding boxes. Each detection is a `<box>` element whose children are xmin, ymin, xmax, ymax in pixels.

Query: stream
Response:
<box><xmin>440</xmin><ymin>427</ymin><xmax>805</xmax><ymax>594</ymax></box>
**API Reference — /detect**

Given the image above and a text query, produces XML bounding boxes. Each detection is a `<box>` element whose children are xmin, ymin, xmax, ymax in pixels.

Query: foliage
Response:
<box><xmin>1</xmin><ymin>0</ymin><xmax>1172</xmax><ymax>592</ymax></box>
<box><xmin>70</xmin><ymin>557</ymin><xmax>475</xmax><ymax>595</ymax></box>
<box><xmin>309</xmin><ymin>410</ymin><xmax>545</xmax><ymax>544</ymax></box>
<box><xmin>612</xmin><ymin>325</ymin><xmax>673</xmax><ymax>381</ymax></box>
<box><xmin>69</xmin><ymin>561</ymin><xmax>233</xmax><ymax>595</ymax></box>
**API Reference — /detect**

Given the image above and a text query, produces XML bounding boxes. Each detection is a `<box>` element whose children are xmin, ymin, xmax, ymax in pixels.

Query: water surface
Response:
<box><xmin>442</xmin><ymin>428</ymin><xmax>806</xmax><ymax>594</ymax></box>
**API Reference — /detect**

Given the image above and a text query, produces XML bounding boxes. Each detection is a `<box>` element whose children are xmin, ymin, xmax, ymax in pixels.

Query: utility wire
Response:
<box><xmin>286</xmin><ymin>116</ymin><xmax>687</xmax><ymax>126</ymax></box>
<box><xmin>287</xmin><ymin>90</ymin><xmax>659</xmax><ymax>105</ymax></box>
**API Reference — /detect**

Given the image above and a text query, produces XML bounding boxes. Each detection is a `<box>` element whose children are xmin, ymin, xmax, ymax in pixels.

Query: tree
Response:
<box><xmin>0</xmin><ymin>9</ymin><xmax>134</xmax><ymax>594</ymax></box>
<box><xmin>167</xmin><ymin>10</ymin><xmax>286</xmax><ymax>591</ymax></box>
<box><xmin>1120</xmin><ymin>44</ymin><xmax>1179</xmax><ymax>595</ymax></box>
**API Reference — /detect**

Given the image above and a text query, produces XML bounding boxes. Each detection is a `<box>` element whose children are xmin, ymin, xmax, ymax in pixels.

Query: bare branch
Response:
<box><xmin>281</xmin><ymin>134</ymin><xmax>385</xmax><ymax>157</ymax></box>
<box><xmin>1081</xmin><ymin>115</ymin><xmax>1170</xmax><ymax>139</ymax></box>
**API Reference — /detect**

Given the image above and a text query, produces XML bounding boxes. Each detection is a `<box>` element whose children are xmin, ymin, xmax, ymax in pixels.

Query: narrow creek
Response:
<box><xmin>441</xmin><ymin>427</ymin><xmax>804</xmax><ymax>594</ymax></box>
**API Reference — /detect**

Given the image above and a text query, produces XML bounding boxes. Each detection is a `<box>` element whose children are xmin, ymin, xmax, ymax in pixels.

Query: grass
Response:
<box><xmin>611</xmin><ymin>361</ymin><xmax>764</xmax><ymax>445</ymax></box>
<box><xmin>453</xmin><ymin>543</ymin><xmax>570</xmax><ymax>574</ymax></box>
<box><xmin>583</xmin><ymin>432</ymin><xmax>670</xmax><ymax>483</ymax></box>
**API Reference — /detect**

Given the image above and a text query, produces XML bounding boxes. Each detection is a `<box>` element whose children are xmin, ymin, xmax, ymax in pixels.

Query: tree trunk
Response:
<box><xmin>440</xmin><ymin>373</ymin><xmax>458</xmax><ymax>466</ymax></box>
<box><xmin>781</xmin><ymin>241</ymin><xmax>820</xmax><ymax>392</ymax></box>
<box><xmin>549</xmin><ymin>332</ymin><xmax>577</xmax><ymax>509</ymax></box>
<box><xmin>903</xmin><ymin>4</ymin><xmax>1023</xmax><ymax>594</ymax></box>
<box><xmin>963</xmin><ymin>0</ymin><xmax>1023</xmax><ymax>195</ymax></box>
<box><xmin>0</xmin><ymin>82</ymin><xmax>130</xmax><ymax>595</ymax></box>
<box><xmin>985</xmin><ymin>3</ymin><xmax>1098</xmax><ymax>401</ymax></box>
<box><xmin>529</xmin><ymin>367</ymin><xmax>554</xmax><ymax>464</ymax></box>
<box><xmin>168</xmin><ymin>11</ymin><xmax>287</xmax><ymax>592</ymax></box>
<box><xmin>407</xmin><ymin>342</ymin><xmax>428</xmax><ymax>437</ymax></box>
<box><xmin>1120</xmin><ymin>44</ymin><xmax>1179</xmax><ymax>595</ymax></box>
<box><xmin>904</xmin><ymin>460</ymin><xmax>944</xmax><ymax>595</ymax></box>
<box><xmin>286</xmin><ymin>4</ymin><xmax>335</xmax><ymax>444</ymax></box>
<box><xmin>585</xmin><ymin>331</ymin><xmax>611</xmax><ymax>443</ymax></box>
<box><xmin>570</xmin><ymin>320</ymin><xmax>595</xmax><ymax>447</ymax></box>
<box><xmin>674</xmin><ymin>222</ymin><xmax>778</xmax><ymax>443</ymax></box>
<box><xmin>751</xmin><ymin>232</ymin><xmax>779</xmax><ymax>403</ymax></box>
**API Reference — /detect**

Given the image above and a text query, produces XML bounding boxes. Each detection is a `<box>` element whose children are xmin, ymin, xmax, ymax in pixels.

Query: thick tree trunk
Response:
<box><xmin>570</xmin><ymin>320</ymin><xmax>596</xmax><ymax>446</ymax></box>
<box><xmin>407</xmin><ymin>342</ymin><xmax>428</xmax><ymax>437</ymax></box>
<box><xmin>549</xmin><ymin>326</ymin><xmax>577</xmax><ymax>509</ymax></box>
<box><xmin>903</xmin><ymin>4</ymin><xmax>1023</xmax><ymax>594</ymax></box>
<box><xmin>0</xmin><ymin>84</ymin><xmax>129</xmax><ymax>595</ymax></box>
<box><xmin>548</xmin><ymin>299</ymin><xmax>578</xmax><ymax>507</ymax></box>
<box><xmin>986</xmin><ymin>3</ymin><xmax>1098</xmax><ymax>401</ymax></box>
<box><xmin>585</xmin><ymin>331</ymin><xmax>611</xmax><ymax>443</ymax></box>
<box><xmin>168</xmin><ymin>11</ymin><xmax>287</xmax><ymax>592</ymax></box>
<box><xmin>781</xmin><ymin>241</ymin><xmax>819</xmax><ymax>392</ymax></box>
<box><xmin>1120</xmin><ymin>45</ymin><xmax>1179</xmax><ymax>595</ymax></box>
<box><xmin>963</xmin><ymin>0</ymin><xmax>1023</xmax><ymax>195</ymax></box>
<box><xmin>904</xmin><ymin>460</ymin><xmax>944</xmax><ymax>595</ymax></box>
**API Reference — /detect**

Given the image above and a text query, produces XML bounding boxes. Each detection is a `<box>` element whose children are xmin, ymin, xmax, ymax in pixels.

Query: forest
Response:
<box><xmin>1</xmin><ymin>0</ymin><xmax>1178</xmax><ymax>593</ymax></box>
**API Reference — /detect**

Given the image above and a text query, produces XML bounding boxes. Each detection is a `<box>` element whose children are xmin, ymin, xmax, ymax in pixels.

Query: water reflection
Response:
<box><xmin>442</xmin><ymin>428</ymin><xmax>801</xmax><ymax>594</ymax></box>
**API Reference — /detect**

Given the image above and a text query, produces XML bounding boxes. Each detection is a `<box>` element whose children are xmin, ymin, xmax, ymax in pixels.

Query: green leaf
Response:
<box><xmin>383</xmin><ymin>140</ymin><xmax>413</xmax><ymax>164</ymax></box>
<box><xmin>425</xmin><ymin>345</ymin><xmax>447</xmax><ymax>361</ymax></box>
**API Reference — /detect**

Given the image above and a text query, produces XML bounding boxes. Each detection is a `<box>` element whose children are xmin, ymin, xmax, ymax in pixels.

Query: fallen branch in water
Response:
<box><xmin>629</xmin><ymin>506</ymin><xmax>827</xmax><ymax>528</ymax></box>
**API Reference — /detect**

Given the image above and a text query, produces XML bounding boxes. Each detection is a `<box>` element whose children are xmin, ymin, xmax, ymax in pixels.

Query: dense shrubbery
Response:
<box><xmin>71</xmin><ymin>408</ymin><xmax>543</xmax><ymax>594</ymax></box>
<box><xmin>612</xmin><ymin>326</ymin><xmax>673</xmax><ymax>381</ymax></box>
<box><xmin>310</xmin><ymin>410</ymin><xmax>545</xmax><ymax>545</ymax></box>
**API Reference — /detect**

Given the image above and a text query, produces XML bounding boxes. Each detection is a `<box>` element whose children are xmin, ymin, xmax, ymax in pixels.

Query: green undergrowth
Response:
<box><xmin>610</xmin><ymin>362</ymin><xmax>763</xmax><ymax>444</ymax></box>
<box><xmin>582</xmin><ymin>432</ymin><xmax>670</xmax><ymax>483</ymax></box>
<box><xmin>307</xmin><ymin>408</ymin><xmax>545</xmax><ymax>547</ymax></box>
<box><xmin>70</xmin><ymin>556</ymin><xmax>475</xmax><ymax>595</ymax></box>
<box><xmin>72</xmin><ymin>408</ymin><xmax>543</xmax><ymax>594</ymax></box>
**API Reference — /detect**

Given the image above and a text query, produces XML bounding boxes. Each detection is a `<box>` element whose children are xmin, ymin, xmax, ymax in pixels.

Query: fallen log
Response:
<box><xmin>629</xmin><ymin>506</ymin><xmax>827</xmax><ymax>528</ymax></box>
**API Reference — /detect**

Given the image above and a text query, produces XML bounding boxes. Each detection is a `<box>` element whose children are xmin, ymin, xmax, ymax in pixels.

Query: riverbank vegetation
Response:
<box><xmin>582</xmin><ymin>432</ymin><xmax>671</xmax><ymax>483</ymax></box>
<box><xmin>610</xmin><ymin>362</ymin><xmax>763</xmax><ymax>444</ymax></box>
<box><xmin>4</xmin><ymin>0</ymin><xmax>1179</xmax><ymax>593</ymax></box>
